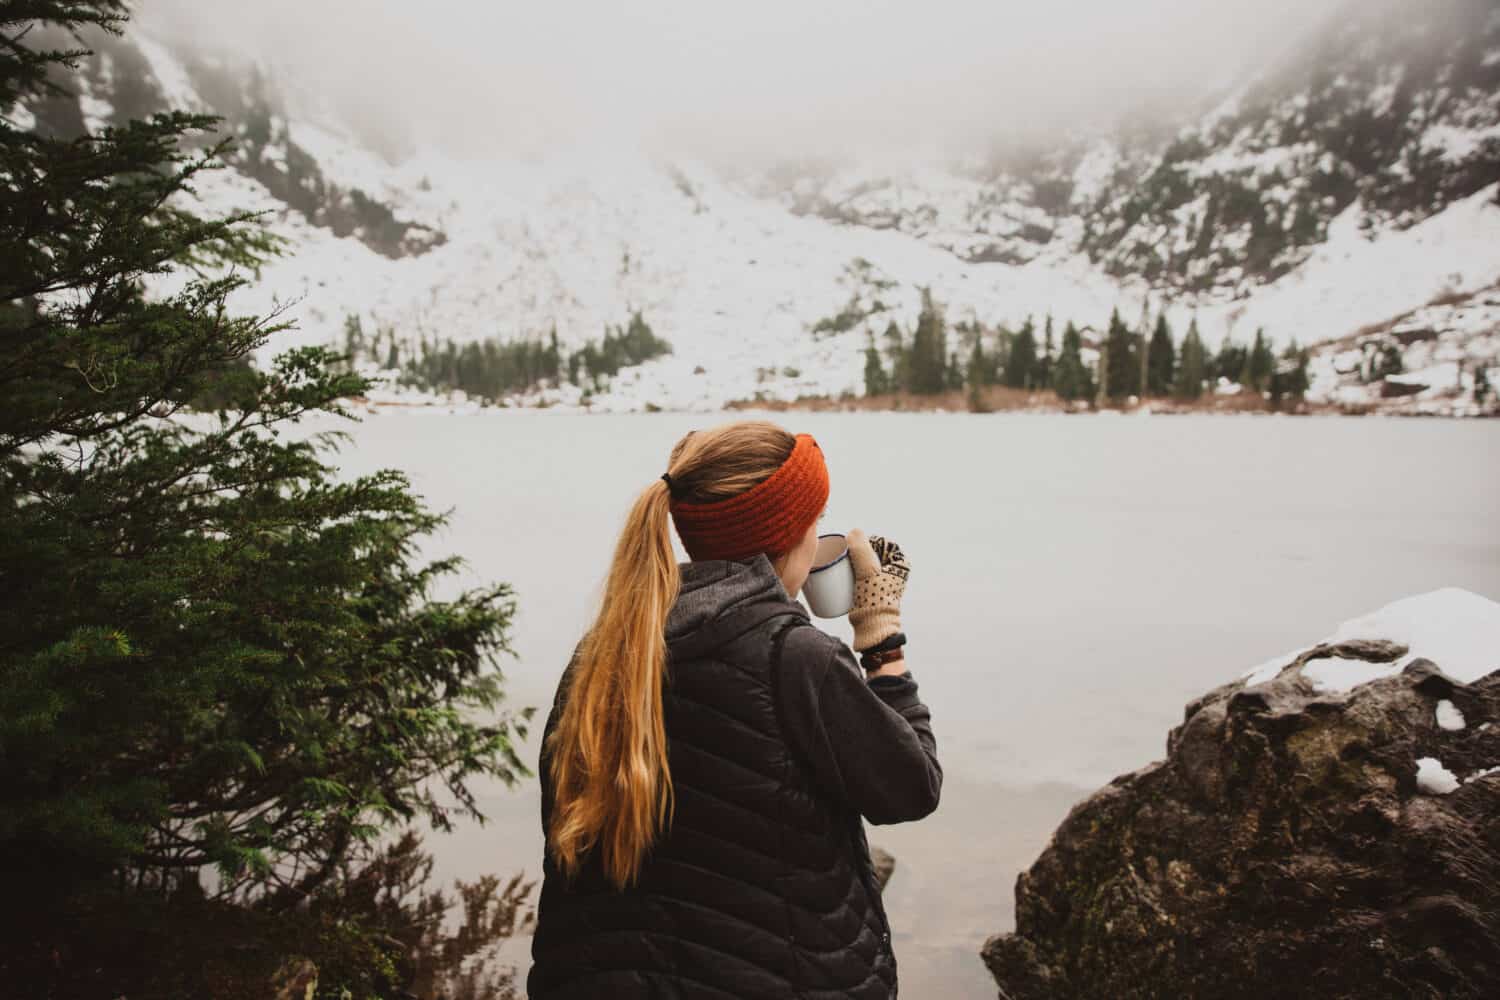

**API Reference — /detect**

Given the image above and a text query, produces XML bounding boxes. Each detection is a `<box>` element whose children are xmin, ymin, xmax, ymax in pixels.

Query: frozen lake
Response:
<box><xmin>327</xmin><ymin>410</ymin><xmax>1500</xmax><ymax>998</ymax></box>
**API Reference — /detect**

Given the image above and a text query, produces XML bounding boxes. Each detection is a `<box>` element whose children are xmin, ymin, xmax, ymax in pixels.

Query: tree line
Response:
<box><xmin>341</xmin><ymin>311</ymin><xmax>672</xmax><ymax>402</ymax></box>
<box><xmin>862</xmin><ymin>291</ymin><xmax>1311</xmax><ymax>409</ymax></box>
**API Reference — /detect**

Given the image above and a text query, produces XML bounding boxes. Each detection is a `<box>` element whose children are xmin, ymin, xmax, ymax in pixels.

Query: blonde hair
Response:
<box><xmin>546</xmin><ymin>420</ymin><xmax>797</xmax><ymax>888</ymax></box>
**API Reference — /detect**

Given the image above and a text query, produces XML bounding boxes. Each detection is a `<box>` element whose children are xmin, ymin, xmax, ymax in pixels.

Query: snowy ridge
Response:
<box><xmin>27</xmin><ymin>14</ymin><xmax>1500</xmax><ymax>412</ymax></box>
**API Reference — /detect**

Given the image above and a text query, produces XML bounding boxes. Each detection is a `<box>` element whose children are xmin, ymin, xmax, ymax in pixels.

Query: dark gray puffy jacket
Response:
<box><xmin>527</xmin><ymin>554</ymin><xmax>942</xmax><ymax>999</ymax></box>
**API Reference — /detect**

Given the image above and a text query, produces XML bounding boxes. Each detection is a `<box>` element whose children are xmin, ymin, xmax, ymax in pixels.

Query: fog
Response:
<box><xmin>137</xmin><ymin>0</ymin><xmax>1345</xmax><ymax>161</ymax></box>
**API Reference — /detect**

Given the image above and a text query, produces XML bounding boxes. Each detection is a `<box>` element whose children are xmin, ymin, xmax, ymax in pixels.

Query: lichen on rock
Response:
<box><xmin>983</xmin><ymin>590</ymin><xmax>1500</xmax><ymax>999</ymax></box>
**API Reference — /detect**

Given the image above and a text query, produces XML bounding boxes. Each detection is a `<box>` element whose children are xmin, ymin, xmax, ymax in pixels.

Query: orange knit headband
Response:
<box><xmin>669</xmin><ymin>433</ymin><xmax>830</xmax><ymax>562</ymax></box>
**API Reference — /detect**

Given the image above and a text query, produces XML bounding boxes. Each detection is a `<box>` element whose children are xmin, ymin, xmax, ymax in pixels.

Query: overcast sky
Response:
<box><xmin>137</xmin><ymin>0</ymin><xmax>1345</xmax><ymax>161</ymax></box>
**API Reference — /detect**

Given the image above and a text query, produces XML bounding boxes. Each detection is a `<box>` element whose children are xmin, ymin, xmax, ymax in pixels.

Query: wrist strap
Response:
<box><xmin>861</xmin><ymin>645</ymin><xmax>906</xmax><ymax>672</ymax></box>
<box><xmin>859</xmin><ymin>631</ymin><xmax>906</xmax><ymax>656</ymax></box>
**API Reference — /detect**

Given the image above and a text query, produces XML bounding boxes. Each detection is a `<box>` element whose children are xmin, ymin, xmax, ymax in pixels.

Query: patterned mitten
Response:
<box><xmin>846</xmin><ymin>529</ymin><xmax>909</xmax><ymax>652</ymax></box>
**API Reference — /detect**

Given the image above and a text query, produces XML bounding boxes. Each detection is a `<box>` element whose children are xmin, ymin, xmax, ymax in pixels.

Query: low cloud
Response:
<box><xmin>136</xmin><ymin>0</ymin><xmax>1344</xmax><ymax>161</ymax></box>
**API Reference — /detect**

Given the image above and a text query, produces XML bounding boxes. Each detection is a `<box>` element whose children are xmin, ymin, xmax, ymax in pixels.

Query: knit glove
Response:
<box><xmin>846</xmin><ymin>529</ymin><xmax>909</xmax><ymax>653</ymax></box>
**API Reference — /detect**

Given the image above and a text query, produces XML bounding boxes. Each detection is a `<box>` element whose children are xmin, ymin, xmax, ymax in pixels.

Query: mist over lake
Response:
<box><xmin>320</xmin><ymin>410</ymin><xmax>1500</xmax><ymax>997</ymax></box>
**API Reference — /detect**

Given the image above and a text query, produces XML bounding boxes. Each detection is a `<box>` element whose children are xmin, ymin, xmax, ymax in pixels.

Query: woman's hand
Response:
<box><xmin>846</xmin><ymin>529</ymin><xmax>909</xmax><ymax>653</ymax></box>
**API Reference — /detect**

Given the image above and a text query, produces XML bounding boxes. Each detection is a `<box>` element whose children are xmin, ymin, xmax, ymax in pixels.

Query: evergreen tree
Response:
<box><xmin>966</xmin><ymin>338</ymin><xmax>989</xmax><ymax>391</ymax></box>
<box><xmin>1288</xmin><ymin>199</ymin><xmax>1320</xmax><ymax>245</ymax></box>
<box><xmin>930</xmin><ymin>299</ymin><xmax>950</xmax><ymax>393</ymax></box>
<box><xmin>1256</xmin><ymin>329</ymin><xmax>1277</xmax><ymax>389</ymax></box>
<box><xmin>1281</xmin><ymin>340</ymin><xmax>1310</xmax><ymax>401</ymax></box>
<box><xmin>1147</xmin><ymin>313</ymin><xmax>1176</xmax><ymax>396</ymax></box>
<box><xmin>909</xmin><ymin>315</ymin><xmax>937</xmax><ymax>394</ymax></box>
<box><xmin>1475</xmin><ymin>365</ymin><xmax>1492</xmax><ymax>405</ymax></box>
<box><xmin>1052</xmin><ymin>321</ymin><xmax>1094</xmax><ymax>402</ymax></box>
<box><xmin>1173</xmin><ymin>317</ymin><xmax>1207</xmax><ymax>400</ymax></box>
<box><xmin>908</xmin><ymin>290</ymin><xmax>948</xmax><ymax>394</ymax></box>
<box><xmin>882</xmin><ymin>320</ymin><xmax>909</xmax><ymax>393</ymax></box>
<box><xmin>548</xmin><ymin>327</ymin><xmax>563</xmax><ymax>383</ymax></box>
<box><xmin>394</xmin><ymin>315</ymin><xmax>670</xmax><ymax>401</ymax></box>
<box><xmin>1104</xmin><ymin>307</ymin><xmax>1138</xmax><ymax>399</ymax></box>
<box><xmin>1006</xmin><ymin>317</ymin><xmax>1037</xmax><ymax>389</ymax></box>
<box><xmin>1136</xmin><ymin>299</ymin><xmax>1151</xmax><ymax>404</ymax></box>
<box><xmin>863</xmin><ymin>335</ymin><xmax>889</xmax><ymax>396</ymax></box>
<box><xmin>1365</xmin><ymin>341</ymin><xmax>1404</xmax><ymax>382</ymax></box>
<box><xmin>343</xmin><ymin>313</ymin><xmax>366</xmax><ymax>367</ymax></box>
<box><xmin>1095</xmin><ymin>332</ymin><xmax>1109</xmax><ymax>406</ymax></box>
<box><xmin>992</xmin><ymin>327</ymin><xmax>1013</xmax><ymax>385</ymax></box>
<box><xmin>1240</xmin><ymin>328</ymin><xmax>1275</xmax><ymax>392</ymax></box>
<box><xmin>1215</xmin><ymin>338</ymin><xmax>1248</xmax><ymax>385</ymax></box>
<box><xmin>1036</xmin><ymin>314</ymin><xmax>1055</xmax><ymax>389</ymax></box>
<box><xmin>0</xmin><ymin>0</ymin><xmax>528</xmax><ymax>932</ymax></box>
<box><xmin>946</xmin><ymin>351</ymin><xmax>964</xmax><ymax>392</ymax></box>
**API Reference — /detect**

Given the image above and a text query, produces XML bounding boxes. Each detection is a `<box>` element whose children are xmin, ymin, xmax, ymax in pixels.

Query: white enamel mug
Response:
<box><xmin>802</xmin><ymin>533</ymin><xmax>856</xmax><ymax>618</ymax></box>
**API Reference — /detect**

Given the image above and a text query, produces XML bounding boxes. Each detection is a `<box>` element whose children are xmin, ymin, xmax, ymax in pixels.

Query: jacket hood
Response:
<box><xmin>666</xmin><ymin>554</ymin><xmax>802</xmax><ymax>648</ymax></box>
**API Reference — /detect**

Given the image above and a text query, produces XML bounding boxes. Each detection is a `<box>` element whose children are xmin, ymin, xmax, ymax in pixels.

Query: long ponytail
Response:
<box><xmin>546</xmin><ymin>477</ymin><xmax>679</xmax><ymax>889</ymax></box>
<box><xmin>546</xmin><ymin>421</ymin><xmax>797</xmax><ymax>888</ymax></box>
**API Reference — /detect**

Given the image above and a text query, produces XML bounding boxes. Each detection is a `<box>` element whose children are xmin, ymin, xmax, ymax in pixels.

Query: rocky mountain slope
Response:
<box><xmin>10</xmin><ymin>0</ymin><xmax>1499</xmax><ymax>412</ymax></box>
<box><xmin>22</xmin><ymin>27</ymin><xmax>445</xmax><ymax>261</ymax></box>
<box><xmin>769</xmin><ymin>0</ymin><xmax>1500</xmax><ymax>297</ymax></box>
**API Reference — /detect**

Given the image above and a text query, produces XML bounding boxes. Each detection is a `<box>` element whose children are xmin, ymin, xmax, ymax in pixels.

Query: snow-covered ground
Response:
<box><xmin>1303</xmin><ymin>284</ymin><xmax>1500</xmax><ymax>416</ymax></box>
<box><xmin>1200</xmin><ymin>186</ymin><xmax>1500</xmax><ymax>350</ymax></box>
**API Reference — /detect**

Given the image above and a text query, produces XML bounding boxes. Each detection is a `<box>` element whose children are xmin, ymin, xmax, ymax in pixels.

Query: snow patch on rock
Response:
<box><xmin>1435</xmin><ymin>699</ymin><xmax>1467</xmax><ymax>731</ymax></box>
<box><xmin>1302</xmin><ymin>656</ymin><xmax>1404</xmax><ymax>693</ymax></box>
<box><xmin>1242</xmin><ymin>589</ymin><xmax>1500</xmax><ymax>694</ymax></box>
<box><xmin>1414</xmin><ymin>756</ymin><xmax>1460</xmax><ymax>795</ymax></box>
<box><xmin>1242</xmin><ymin>650</ymin><xmax>1302</xmax><ymax>687</ymax></box>
<box><xmin>1323</xmin><ymin>589</ymin><xmax>1500</xmax><ymax>688</ymax></box>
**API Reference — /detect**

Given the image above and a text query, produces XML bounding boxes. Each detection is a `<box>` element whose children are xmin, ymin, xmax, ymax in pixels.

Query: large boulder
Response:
<box><xmin>983</xmin><ymin>589</ymin><xmax>1500</xmax><ymax>999</ymax></box>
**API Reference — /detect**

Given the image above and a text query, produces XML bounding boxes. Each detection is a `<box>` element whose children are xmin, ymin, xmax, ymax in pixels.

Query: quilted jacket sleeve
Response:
<box><xmin>774</xmin><ymin>625</ymin><xmax>942</xmax><ymax>825</ymax></box>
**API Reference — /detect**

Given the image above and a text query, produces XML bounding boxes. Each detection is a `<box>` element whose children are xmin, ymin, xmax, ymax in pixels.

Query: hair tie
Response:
<box><xmin>660</xmin><ymin>472</ymin><xmax>675</xmax><ymax>492</ymax></box>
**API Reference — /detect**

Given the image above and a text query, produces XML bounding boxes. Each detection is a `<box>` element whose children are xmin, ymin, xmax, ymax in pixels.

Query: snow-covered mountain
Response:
<box><xmin>15</xmin><ymin>0</ymin><xmax>1500</xmax><ymax>412</ymax></box>
<box><xmin>768</xmin><ymin>0</ymin><xmax>1500</xmax><ymax>295</ymax></box>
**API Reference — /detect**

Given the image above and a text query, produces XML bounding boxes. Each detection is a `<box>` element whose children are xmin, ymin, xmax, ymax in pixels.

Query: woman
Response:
<box><xmin>528</xmin><ymin>420</ymin><xmax>941</xmax><ymax>999</ymax></box>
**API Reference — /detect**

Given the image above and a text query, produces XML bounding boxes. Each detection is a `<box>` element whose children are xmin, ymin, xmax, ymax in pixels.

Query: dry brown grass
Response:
<box><xmin>727</xmin><ymin>385</ymin><xmax>1070</xmax><ymax>413</ymax></box>
<box><xmin>1425</xmin><ymin>286</ymin><xmax>1473</xmax><ymax>309</ymax></box>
